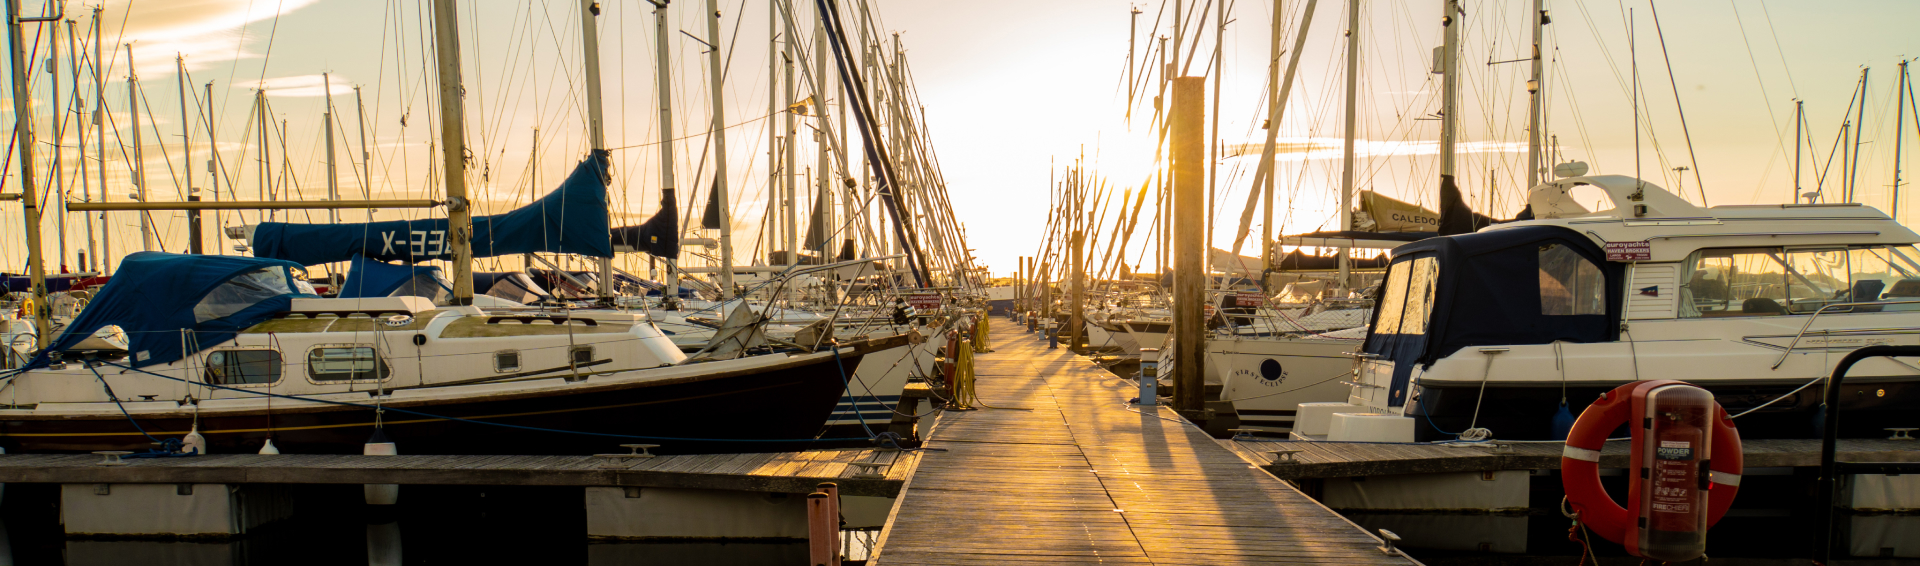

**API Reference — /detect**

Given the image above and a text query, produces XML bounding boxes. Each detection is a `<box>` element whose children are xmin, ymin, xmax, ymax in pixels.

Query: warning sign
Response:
<box><xmin>1605</xmin><ymin>241</ymin><xmax>1651</xmax><ymax>261</ymax></box>
<box><xmin>1235</xmin><ymin>293</ymin><xmax>1266</xmax><ymax>308</ymax></box>
<box><xmin>905</xmin><ymin>293</ymin><xmax>943</xmax><ymax>310</ymax></box>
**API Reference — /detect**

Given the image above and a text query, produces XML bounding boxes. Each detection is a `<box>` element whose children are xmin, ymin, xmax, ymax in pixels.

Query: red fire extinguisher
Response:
<box><xmin>1562</xmin><ymin>380</ymin><xmax>1742</xmax><ymax>563</ymax></box>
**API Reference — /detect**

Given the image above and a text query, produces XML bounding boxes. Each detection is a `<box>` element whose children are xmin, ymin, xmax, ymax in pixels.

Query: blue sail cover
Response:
<box><xmin>611</xmin><ymin>188</ymin><xmax>679</xmax><ymax>260</ymax></box>
<box><xmin>336</xmin><ymin>254</ymin><xmax>450</xmax><ymax>299</ymax></box>
<box><xmin>30</xmin><ymin>252</ymin><xmax>316</xmax><ymax>369</ymax></box>
<box><xmin>251</xmin><ymin>151</ymin><xmax>614</xmax><ymax>266</ymax></box>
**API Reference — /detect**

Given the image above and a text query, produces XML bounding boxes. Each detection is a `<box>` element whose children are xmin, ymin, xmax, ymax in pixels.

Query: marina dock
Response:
<box><xmin>0</xmin><ymin>449</ymin><xmax>915</xmax><ymax>497</ymax></box>
<box><xmin>869</xmin><ymin>323</ymin><xmax>1414</xmax><ymax>565</ymax></box>
<box><xmin>1221</xmin><ymin>437</ymin><xmax>1920</xmax><ymax>482</ymax></box>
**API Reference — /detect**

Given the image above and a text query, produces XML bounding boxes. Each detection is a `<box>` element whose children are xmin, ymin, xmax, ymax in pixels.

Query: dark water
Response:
<box><xmin>0</xmin><ymin>484</ymin><xmax>828</xmax><ymax>565</ymax></box>
<box><xmin>1343</xmin><ymin>472</ymin><xmax>1920</xmax><ymax>565</ymax></box>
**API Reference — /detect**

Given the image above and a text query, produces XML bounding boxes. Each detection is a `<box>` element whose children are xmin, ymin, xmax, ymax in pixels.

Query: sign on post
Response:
<box><xmin>906</xmin><ymin>293</ymin><xmax>943</xmax><ymax>310</ymax></box>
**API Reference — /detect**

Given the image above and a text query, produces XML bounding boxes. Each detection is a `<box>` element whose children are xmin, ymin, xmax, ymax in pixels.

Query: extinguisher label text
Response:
<box><xmin>1656</xmin><ymin>440</ymin><xmax>1693</xmax><ymax>460</ymax></box>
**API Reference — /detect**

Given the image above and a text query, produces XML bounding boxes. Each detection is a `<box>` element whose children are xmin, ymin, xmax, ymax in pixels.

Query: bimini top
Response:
<box><xmin>33</xmin><ymin>252</ymin><xmax>317</xmax><ymax>369</ymax></box>
<box><xmin>1361</xmin><ymin>225</ymin><xmax>1625</xmax><ymax>406</ymax></box>
<box><xmin>336</xmin><ymin>255</ymin><xmax>453</xmax><ymax>304</ymax></box>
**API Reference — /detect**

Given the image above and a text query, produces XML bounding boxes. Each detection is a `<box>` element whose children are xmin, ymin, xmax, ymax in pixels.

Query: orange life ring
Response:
<box><xmin>1561</xmin><ymin>380</ymin><xmax>1743</xmax><ymax>546</ymax></box>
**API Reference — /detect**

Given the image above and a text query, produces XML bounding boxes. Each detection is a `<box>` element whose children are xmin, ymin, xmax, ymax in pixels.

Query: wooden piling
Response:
<box><xmin>1069</xmin><ymin>228</ymin><xmax>1085</xmax><ymax>351</ymax></box>
<box><xmin>807</xmin><ymin>491</ymin><xmax>836</xmax><ymax>566</ymax></box>
<box><xmin>1170</xmin><ymin>76</ymin><xmax>1207</xmax><ymax>416</ymax></box>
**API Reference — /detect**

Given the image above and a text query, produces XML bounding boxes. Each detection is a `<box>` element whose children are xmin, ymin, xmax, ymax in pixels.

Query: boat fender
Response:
<box><xmin>364</xmin><ymin>429</ymin><xmax>400</xmax><ymax>505</ymax></box>
<box><xmin>1561</xmin><ymin>380</ymin><xmax>1741</xmax><ymax>557</ymax></box>
<box><xmin>181</xmin><ymin>424</ymin><xmax>207</xmax><ymax>455</ymax></box>
<box><xmin>259</xmin><ymin>438</ymin><xmax>281</xmax><ymax>455</ymax></box>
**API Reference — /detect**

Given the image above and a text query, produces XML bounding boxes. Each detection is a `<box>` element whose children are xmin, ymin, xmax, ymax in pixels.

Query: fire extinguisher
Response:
<box><xmin>1629</xmin><ymin>382</ymin><xmax>1714</xmax><ymax>561</ymax></box>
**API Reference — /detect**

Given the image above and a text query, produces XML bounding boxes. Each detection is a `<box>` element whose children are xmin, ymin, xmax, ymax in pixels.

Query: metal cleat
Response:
<box><xmin>93</xmin><ymin>451</ymin><xmax>132</xmax><ymax>466</ymax></box>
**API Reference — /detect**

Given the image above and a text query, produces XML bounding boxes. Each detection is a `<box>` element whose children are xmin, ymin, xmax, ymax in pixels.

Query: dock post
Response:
<box><xmin>1170</xmin><ymin>76</ymin><xmax>1209</xmax><ymax>419</ymax></box>
<box><xmin>816</xmin><ymin>482</ymin><xmax>841</xmax><ymax>560</ymax></box>
<box><xmin>807</xmin><ymin>491</ymin><xmax>837</xmax><ymax>566</ymax></box>
<box><xmin>1070</xmin><ymin>227</ymin><xmax>1084</xmax><ymax>351</ymax></box>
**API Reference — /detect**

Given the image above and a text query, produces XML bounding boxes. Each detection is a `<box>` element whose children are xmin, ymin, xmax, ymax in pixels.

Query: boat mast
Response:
<box><xmin>703</xmin><ymin>0</ymin><xmax>736</xmax><ymax>299</ymax></box>
<box><xmin>1255</xmin><ymin>0</ymin><xmax>1318</xmax><ymax>274</ymax></box>
<box><xmin>1526</xmin><ymin>0</ymin><xmax>1544</xmax><ymax>189</ymax></box>
<box><xmin>1336</xmin><ymin>0</ymin><xmax>1358</xmax><ymax>290</ymax></box>
<box><xmin>205</xmin><ymin>81</ymin><xmax>219</xmax><ymax>253</ymax></box>
<box><xmin>179</xmin><ymin>55</ymin><xmax>201</xmax><ymax>254</ymax></box>
<box><xmin>128</xmin><ymin>44</ymin><xmax>153</xmax><ymax>251</ymax></box>
<box><xmin>768</xmin><ymin>0</ymin><xmax>780</xmax><ymax>265</ymax></box>
<box><xmin>430</xmin><ymin>0</ymin><xmax>475</xmax><ymax>304</ymax></box>
<box><xmin>1895</xmin><ymin>60</ymin><xmax>1909</xmax><ymax>222</ymax></box>
<box><xmin>578</xmin><ymin>0</ymin><xmax>617</xmax><ymax>302</ymax></box>
<box><xmin>4</xmin><ymin>0</ymin><xmax>60</xmax><ymax>348</ymax></box>
<box><xmin>1207</xmin><ymin>0</ymin><xmax>1224</xmax><ymax>278</ymax></box>
<box><xmin>1438</xmin><ymin>0</ymin><xmax>1460</xmax><ymax>197</ymax></box>
<box><xmin>648</xmin><ymin>0</ymin><xmax>682</xmax><ymax>303</ymax></box>
<box><xmin>324</xmin><ymin>73</ymin><xmax>339</xmax><ymax>224</ymax></box>
<box><xmin>815</xmin><ymin>15</ymin><xmax>832</xmax><ymax>264</ymax></box>
<box><xmin>92</xmin><ymin>9</ymin><xmax>108</xmax><ymax>272</ymax></box>
<box><xmin>69</xmin><ymin>19</ymin><xmax>96</xmax><ymax>271</ymax></box>
<box><xmin>50</xmin><ymin>18</ymin><xmax>64</xmax><ymax>269</ymax></box>
<box><xmin>1850</xmin><ymin>68</ymin><xmax>1870</xmax><ymax>203</ymax></box>
<box><xmin>256</xmin><ymin>90</ymin><xmax>271</xmax><ymax>220</ymax></box>
<box><xmin>354</xmin><ymin>86</ymin><xmax>371</xmax><ymax>220</ymax></box>
<box><xmin>783</xmin><ymin>22</ymin><xmax>799</xmax><ymax>266</ymax></box>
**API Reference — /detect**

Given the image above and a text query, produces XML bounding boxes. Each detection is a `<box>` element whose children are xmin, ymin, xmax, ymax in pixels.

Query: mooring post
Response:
<box><xmin>816</xmin><ymin>482</ymin><xmax>840</xmax><ymax>559</ymax></box>
<box><xmin>1170</xmin><ymin>76</ymin><xmax>1208</xmax><ymax>419</ymax></box>
<box><xmin>807</xmin><ymin>491</ymin><xmax>836</xmax><ymax>566</ymax></box>
<box><xmin>1070</xmin><ymin>227</ymin><xmax>1085</xmax><ymax>351</ymax></box>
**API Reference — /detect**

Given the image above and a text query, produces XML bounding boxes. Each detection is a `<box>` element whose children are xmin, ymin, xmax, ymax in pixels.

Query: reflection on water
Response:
<box><xmin>366</xmin><ymin>522</ymin><xmax>401</xmax><ymax>566</ymax></box>
<box><xmin>586</xmin><ymin>541</ymin><xmax>806</xmax><ymax>565</ymax></box>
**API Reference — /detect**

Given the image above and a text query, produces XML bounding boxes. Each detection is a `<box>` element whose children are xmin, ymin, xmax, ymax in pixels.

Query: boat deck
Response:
<box><xmin>869</xmin><ymin>321</ymin><xmax>1413</xmax><ymax>565</ymax></box>
<box><xmin>1220</xmin><ymin>435</ymin><xmax>1920</xmax><ymax>481</ymax></box>
<box><xmin>0</xmin><ymin>448</ymin><xmax>916</xmax><ymax>497</ymax></box>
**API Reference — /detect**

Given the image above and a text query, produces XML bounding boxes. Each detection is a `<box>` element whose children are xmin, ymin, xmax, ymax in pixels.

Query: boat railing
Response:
<box><xmin>1772</xmin><ymin>298</ymin><xmax>1920</xmax><ymax>369</ymax></box>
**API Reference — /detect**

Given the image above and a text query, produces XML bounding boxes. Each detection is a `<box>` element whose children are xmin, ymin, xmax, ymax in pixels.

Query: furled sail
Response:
<box><xmin>250</xmin><ymin>151</ymin><xmax>614</xmax><ymax>266</ymax></box>
<box><xmin>611</xmin><ymin>188</ymin><xmax>679</xmax><ymax>259</ymax></box>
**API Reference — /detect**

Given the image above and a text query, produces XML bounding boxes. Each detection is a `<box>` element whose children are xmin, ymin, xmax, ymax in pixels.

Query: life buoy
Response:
<box><xmin>1561</xmin><ymin>380</ymin><xmax>1743</xmax><ymax>546</ymax></box>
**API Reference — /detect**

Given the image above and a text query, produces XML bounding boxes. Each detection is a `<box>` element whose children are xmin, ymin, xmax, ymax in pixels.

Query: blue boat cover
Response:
<box><xmin>31</xmin><ymin>252</ymin><xmax>316</xmax><ymax>369</ymax></box>
<box><xmin>610</xmin><ymin>188</ymin><xmax>679</xmax><ymax>260</ymax></box>
<box><xmin>1360</xmin><ymin>225</ymin><xmax>1623</xmax><ymax>406</ymax></box>
<box><xmin>335</xmin><ymin>255</ymin><xmax>451</xmax><ymax>300</ymax></box>
<box><xmin>251</xmin><ymin>151</ymin><xmax>613</xmax><ymax>266</ymax></box>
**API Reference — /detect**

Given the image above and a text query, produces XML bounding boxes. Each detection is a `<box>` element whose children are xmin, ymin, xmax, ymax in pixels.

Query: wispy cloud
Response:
<box><xmin>98</xmin><ymin>0</ymin><xmax>325</xmax><ymax>76</ymax></box>
<box><xmin>257</xmin><ymin>74</ymin><xmax>357</xmax><ymax>97</ymax></box>
<box><xmin>1221</xmin><ymin>136</ymin><xmax>1526</xmax><ymax>162</ymax></box>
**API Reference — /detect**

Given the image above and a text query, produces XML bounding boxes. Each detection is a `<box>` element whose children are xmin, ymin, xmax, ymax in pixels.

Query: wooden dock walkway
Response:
<box><xmin>870</xmin><ymin>322</ymin><xmax>1413</xmax><ymax>565</ymax></box>
<box><xmin>0</xmin><ymin>448</ymin><xmax>915</xmax><ymax>497</ymax></box>
<box><xmin>1221</xmin><ymin>436</ymin><xmax>1920</xmax><ymax>481</ymax></box>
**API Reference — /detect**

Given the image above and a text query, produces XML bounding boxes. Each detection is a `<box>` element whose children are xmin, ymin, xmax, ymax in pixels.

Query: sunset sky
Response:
<box><xmin>1</xmin><ymin>0</ymin><xmax>1917</xmax><ymax>277</ymax></box>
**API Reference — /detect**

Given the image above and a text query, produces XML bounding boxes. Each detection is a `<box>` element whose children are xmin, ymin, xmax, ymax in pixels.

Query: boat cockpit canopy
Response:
<box><xmin>1360</xmin><ymin>226</ymin><xmax>1624</xmax><ymax>406</ymax></box>
<box><xmin>33</xmin><ymin>252</ymin><xmax>317</xmax><ymax>369</ymax></box>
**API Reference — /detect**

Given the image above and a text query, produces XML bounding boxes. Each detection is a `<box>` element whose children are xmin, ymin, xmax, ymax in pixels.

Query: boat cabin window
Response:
<box><xmin>1373</xmin><ymin>256</ymin><xmax>1439</xmax><ymax>335</ymax></box>
<box><xmin>495</xmin><ymin>351</ymin><xmax>521</xmax><ymax>373</ymax></box>
<box><xmin>1680</xmin><ymin>245</ymin><xmax>1920</xmax><ymax>317</ymax></box>
<box><xmin>204</xmin><ymin>350</ymin><xmax>283</xmax><ymax>386</ymax></box>
<box><xmin>1539</xmin><ymin>244</ymin><xmax>1605</xmax><ymax>315</ymax></box>
<box><xmin>570</xmin><ymin>345</ymin><xmax>595</xmax><ymax>366</ymax></box>
<box><xmin>307</xmin><ymin>346</ymin><xmax>391</xmax><ymax>382</ymax></box>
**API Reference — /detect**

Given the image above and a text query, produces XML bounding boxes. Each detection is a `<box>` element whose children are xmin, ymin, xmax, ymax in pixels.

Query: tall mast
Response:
<box><xmin>1851</xmin><ymin>68</ymin><xmax>1870</xmax><ymax>202</ymax></box>
<box><xmin>354</xmin><ymin>86</ymin><xmax>372</xmax><ymax>220</ymax></box>
<box><xmin>1126</xmin><ymin>7</ymin><xmax>1141</xmax><ymax>122</ymax></box>
<box><xmin>92</xmin><ymin>9</ymin><xmax>108</xmax><ymax>273</ymax></box>
<box><xmin>256</xmin><ymin>89</ymin><xmax>271</xmax><ymax>220</ymax></box>
<box><xmin>815</xmin><ymin>16</ymin><xmax>832</xmax><ymax>261</ymax></box>
<box><xmin>1206</xmin><ymin>0</ymin><xmax>1223</xmax><ymax>278</ymax></box>
<box><xmin>178</xmin><ymin>54</ymin><xmax>201</xmax><ymax>254</ymax></box>
<box><xmin>649</xmin><ymin>0</ymin><xmax>681</xmax><ymax>303</ymax></box>
<box><xmin>1895</xmin><ymin>61</ymin><xmax>1909</xmax><ymax>222</ymax></box>
<box><xmin>5</xmin><ymin>0</ymin><xmax>59</xmax><ymax>347</ymax></box>
<box><xmin>1794</xmin><ymin>100</ymin><xmax>1803</xmax><ymax>203</ymax></box>
<box><xmin>128</xmin><ymin>44</ymin><xmax>153</xmax><ymax>251</ymax></box>
<box><xmin>69</xmin><ymin>19</ymin><xmax>95</xmax><ymax>271</ymax></box>
<box><xmin>51</xmin><ymin>17</ymin><xmax>64</xmax><ymax>269</ymax></box>
<box><xmin>324</xmin><ymin>73</ymin><xmax>339</xmax><ymax>224</ymax></box>
<box><xmin>1438</xmin><ymin>0</ymin><xmax>1460</xmax><ymax>186</ymax></box>
<box><xmin>430</xmin><ymin>0</ymin><xmax>475</xmax><ymax>304</ymax></box>
<box><xmin>579</xmin><ymin>0</ymin><xmax>616</xmax><ymax>302</ymax></box>
<box><xmin>1337</xmin><ymin>0</ymin><xmax>1359</xmax><ymax>289</ymax></box>
<box><xmin>527</xmin><ymin>126</ymin><xmax>538</xmax><ymax>270</ymax></box>
<box><xmin>1257</xmin><ymin>0</ymin><xmax>1318</xmax><ymax>273</ymax></box>
<box><xmin>205</xmin><ymin>81</ymin><xmax>219</xmax><ymax>253</ymax></box>
<box><xmin>768</xmin><ymin>0</ymin><xmax>780</xmax><ymax>264</ymax></box>
<box><xmin>1526</xmin><ymin>0</ymin><xmax>1544</xmax><ymax>189</ymax></box>
<box><xmin>783</xmin><ymin>26</ymin><xmax>799</xmax><ymax>266</ymax></box>
<box><xmin>704</xmin><ymin>0</ymin><xmax>736</xmax><ymax>299</ymax></box>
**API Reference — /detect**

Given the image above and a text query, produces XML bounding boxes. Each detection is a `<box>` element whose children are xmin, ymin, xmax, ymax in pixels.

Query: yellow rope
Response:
<box><xmin>973</xmin><ymin>314</ymin><xmax>992</xmax><ymax>353</ymax></box>
<box><xmin>948</xmin><ymin>335</ymin><xmax>1031</xmax><ymax>411</ymax></box>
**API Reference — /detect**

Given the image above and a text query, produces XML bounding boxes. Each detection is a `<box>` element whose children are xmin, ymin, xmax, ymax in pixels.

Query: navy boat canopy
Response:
<box><xmin>250</xmin><ymin>151</ymin><xmax>614</xmax><ymax>266</ymax></box>
<box><xmin>1360</xmin><ymin>225</ymin><xmax>1625</xmax><ymax>407</ymax></box>
<box><xmin>336</xmin><ymin>255</ymin><xmax>453</xmax><ymax>303</ymax></box>
<box><xmin>31</xmin><ymin>252</ymin><xmax>317</xmax><ymax>369</ymax></box>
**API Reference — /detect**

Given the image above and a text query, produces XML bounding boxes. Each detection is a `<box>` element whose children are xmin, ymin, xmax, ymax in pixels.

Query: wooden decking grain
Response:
<box><xmin>869</xmin><ymin>322</ymin><xmax>1413</xmax><ymax>565</ymax></box>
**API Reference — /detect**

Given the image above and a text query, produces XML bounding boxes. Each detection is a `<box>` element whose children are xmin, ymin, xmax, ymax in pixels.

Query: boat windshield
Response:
<box><xmin>1678</xmin><ymin>244</ymin><xmax>1920</xmax><ymax>317</ymax></box>
<box><xmin>193</xmin><ymin>267</ymin><xmax>311</xmax><ymax>322</ymax></box>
